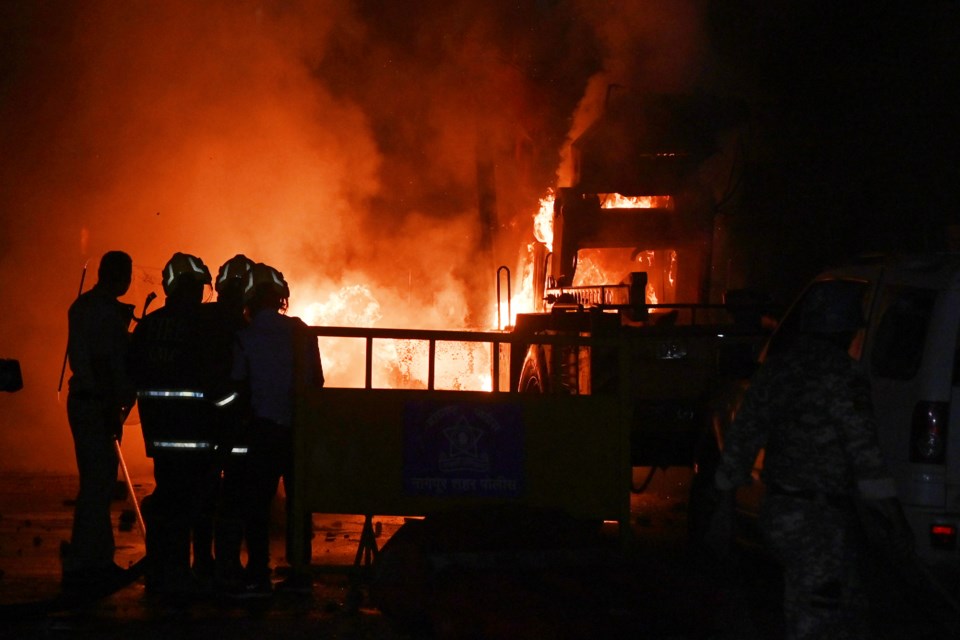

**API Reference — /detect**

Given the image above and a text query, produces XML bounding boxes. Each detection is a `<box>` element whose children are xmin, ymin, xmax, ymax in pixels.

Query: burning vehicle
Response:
<box><xmin>506</xmin><ymin>91</ymin><xmax>773</xmax><ymax>469</ymax></box>
<box><xmin>283</xmin><ymin>92</ymin><xmax>779</xmax><ymax>621</ymax></box>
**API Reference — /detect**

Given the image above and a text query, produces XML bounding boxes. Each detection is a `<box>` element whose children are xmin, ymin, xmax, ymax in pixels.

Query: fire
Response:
<box><xmin>291</xmin><ymin>284</ymin><xmax>493</xmax><ymax>391</ymax></box>
<box><xmin>600</xmin><ymin>193</ymin><xmax>673</xmax><ymax>209</ymax></box>
<box><xmin>533</xmin><ymin>191</ymin><xmax>555</xmax><ymax>251</ymax></box>
<box><xmin>286</xmin><ymin>191</ymin><xmax>677</xmax><ymax>388</ymax></box>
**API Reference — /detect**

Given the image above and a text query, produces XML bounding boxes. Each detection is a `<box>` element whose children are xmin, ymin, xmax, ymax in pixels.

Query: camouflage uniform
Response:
<box><xmin>715</xmin><ymin>334</ymin><xmax>897</xmax><ymax>640</ymax></box>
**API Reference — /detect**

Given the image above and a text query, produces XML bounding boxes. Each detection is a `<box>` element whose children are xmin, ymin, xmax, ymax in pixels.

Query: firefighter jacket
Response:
<box><xmin>67</xmin><ymin>282</ymin><xmax>135</xmax><ymax>408</ymax></box>
<box><xmin>231</xmin><ymin>310</ymin><xmax>323</xmax><ymax>429</ymax></box>
<box><xmin>715</xmin><ymin>334</ymin><xmax>897</xmax><ymax>501</ymax></box>
<box><xmin>129</xmin><ymin>298</ymin><xmax>235</xmax><ymax>456</ymax></box>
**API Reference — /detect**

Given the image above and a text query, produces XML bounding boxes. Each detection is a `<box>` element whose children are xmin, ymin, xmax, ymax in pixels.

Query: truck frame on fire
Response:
<box><xmin>509</xmin><ymin>92</ymin><xmax>772</xmax><ymax>469</ymax></box>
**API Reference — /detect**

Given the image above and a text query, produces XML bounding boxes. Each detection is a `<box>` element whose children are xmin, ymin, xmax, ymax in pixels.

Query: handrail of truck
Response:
<box><xmin>541</xmin><ymin>294</ymin><xmax>774</xmax><ymax>327</ymax></box>
<box><xmin>496</xmin><ymin>265</ymin><xmax>511</xmax><ymax>331</ymax></box>
<box><xmin>305</xmin><ymin>325</ymin><xmax>623</xmax><ymax>392</ymax></box>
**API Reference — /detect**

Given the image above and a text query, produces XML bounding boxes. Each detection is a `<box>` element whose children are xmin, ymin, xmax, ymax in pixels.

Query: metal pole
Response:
<box><xmin>496</xmin><ymin>265</ymin><xmax>511</xmax><ymax>330</ymax></box>
<box><xmin>114</xmin><ymin>438</ymin><xmax>146</xmax><ymax>538</ymax></box>
<box><xmin>115</xmin><ymin>290</ymin><xmax>157</xmax><ymax>539</ymax></box>
<box><xmin>58</xmin><ymin>262</ymin><xmax>89</xmax><ymax>396</ymax></box>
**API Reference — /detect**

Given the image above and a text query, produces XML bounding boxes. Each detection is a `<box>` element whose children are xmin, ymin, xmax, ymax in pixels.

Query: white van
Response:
<box><xmin>696</xmin><ymin>253</ymin><xmax>960</xmax><ymax>568</ymax></box>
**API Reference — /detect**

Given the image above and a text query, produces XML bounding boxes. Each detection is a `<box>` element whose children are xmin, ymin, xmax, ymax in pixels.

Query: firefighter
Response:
<box><xmin>706</xmin><ymin>283</ymin><xmax>910</xmax><ymax>640</ymax></box>
<box><xmin>207</xmin><ymin>253</ymin><xmax>256</xmax><ymax>591</ymax></box>
<box><xmin>62</xmin><ymin>250</ymin><xmax>136</xmax><ymax>591</ymax></box>
<box><xmin>230</xmin><ymin>262</ymin><xmax>323</xmax><ymax>596</ymax></box>
<box><xmin>130</xmin><ymin>252</ymin><xmax>233</xmax><ymax>595</ymax></box>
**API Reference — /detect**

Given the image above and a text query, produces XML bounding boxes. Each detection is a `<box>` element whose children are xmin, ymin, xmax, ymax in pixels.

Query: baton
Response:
<box><xmin>114</xmin><ymin>290</ymin><xmax>158</xmax><ymax>539</ymax></box>
<box><xmin>114</xmin><ymin>435</ymin><xmax>146</xmax><ymax>538</ymax></box>
<box><xmin>58</xmin><ymin>262</ymin><xmax>88</xmax><ymax>397</ymax></box>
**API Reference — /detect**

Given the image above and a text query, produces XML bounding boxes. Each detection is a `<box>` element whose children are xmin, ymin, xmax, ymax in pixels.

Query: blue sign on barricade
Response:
<box><xmin>402</xmin><ymin>400</ymin><xmax>524</xmax><ymax>498</ymax></box>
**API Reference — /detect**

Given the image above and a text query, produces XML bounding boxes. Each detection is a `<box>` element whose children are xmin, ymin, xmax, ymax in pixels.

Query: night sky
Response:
<box><xmin>1</xmin><ymin>0</ymin><xmax>957</xmax><ymax>472</ymax></box>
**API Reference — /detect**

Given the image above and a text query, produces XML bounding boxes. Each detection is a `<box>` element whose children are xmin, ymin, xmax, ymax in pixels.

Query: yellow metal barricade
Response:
<box><xmin>290</xmin><ymin>327</ymin><xmax>632</xmax><ymax>570</ymax></box>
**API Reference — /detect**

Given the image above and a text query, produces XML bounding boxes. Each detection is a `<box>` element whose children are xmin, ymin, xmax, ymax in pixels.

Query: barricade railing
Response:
<box><xmin>290</xmin><ymin>325</ymin><xmax>634</xmax><ymax>575</ymax></box>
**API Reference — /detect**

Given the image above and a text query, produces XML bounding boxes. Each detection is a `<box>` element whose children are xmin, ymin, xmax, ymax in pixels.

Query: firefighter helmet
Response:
<box><xmin>215</xmin><ymin>254</ymin><xmax>255</xmax><ymax>294</ymax></box>
<box><xmin>244</xmin><ymin>262</ymin><xmax>290</xmax><ymax>302</ymax></box>
<box><xmin>162</xmin><ymin>252</ymin><xmax>212</xmax><ymax>295</ymax></box>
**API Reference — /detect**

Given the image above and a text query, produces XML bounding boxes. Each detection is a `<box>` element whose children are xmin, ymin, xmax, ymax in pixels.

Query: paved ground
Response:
<box><xmin>1</xmin><ymin>470</ymin><xmax>958</xmax><ymax>639</ymax></box>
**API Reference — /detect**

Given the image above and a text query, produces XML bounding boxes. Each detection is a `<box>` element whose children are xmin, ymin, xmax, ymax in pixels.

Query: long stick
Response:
<box><xmin>58</xmin><ymin>262</ymin><xmax>89</xmax><ymax>396</ymax></box>
<box><xmin>114</xmin><ymin>290</ymin><xmax>157</xmax><ymax>539</ymax></box>
<box><xmin>113</xmin><ymin>289</ymin><xmax>158</xmax><ymax>540</ymax></box>
<box><xmin>114</xmin><ymin>438</ymin><xmax>146</xmax><ymax>538</ymax></box>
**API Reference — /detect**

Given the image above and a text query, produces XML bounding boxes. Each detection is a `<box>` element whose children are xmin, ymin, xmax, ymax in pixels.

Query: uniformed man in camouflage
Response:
<box><xmin>707</xmin><ymin>282</ymin><xmax>908</xmax><ymax>640</ymax></box>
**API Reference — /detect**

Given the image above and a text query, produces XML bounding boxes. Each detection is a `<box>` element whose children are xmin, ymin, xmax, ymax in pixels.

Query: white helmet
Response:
<box><xmin>162</xmin><ymin>252</ymin><xmax>211</xmax><ymax>296</ymax></box>
<box><xmin>243</xmin><ymin>262</ymin><xmax>290</xmax><ymax>302</ymax></box>
<box><xmin>215</xmin><ymin>254</ymin><xmax>255</xmax><ymax>294</ymax></box>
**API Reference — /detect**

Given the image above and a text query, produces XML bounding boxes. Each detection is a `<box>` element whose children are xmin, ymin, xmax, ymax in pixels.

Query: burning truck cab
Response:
<box><xmin>533</xmin><ymin>92</ymin><xmax>724</xmax><ymax>311</ymax></box>
<box><xmin>511</xmin><ymin>92</ymin><xmax>771</xmax><ymax>468</ymax></box>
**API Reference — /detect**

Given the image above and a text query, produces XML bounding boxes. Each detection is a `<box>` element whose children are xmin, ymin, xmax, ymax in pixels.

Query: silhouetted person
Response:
<box><xmin>206</xmin><ymin>254</ymin><xmax>256</xmax><ymax>592</ymax></box>
<box><xmin>231</xmin><ymin>262</ymin><xmax>323</xmax><ymax>596</ymax></box>
<box><xmin>130</xmin><ymin>252</ymin><xmax>232</xmax><ymax>596</ymax></box>
<box><xmin>707</xmin><ymin>283</ymin><xmax>909</xmax><ymax>639</ymax></box>
<box><xmin>63</xmin><ymin>250</ymin><xmax>135</xmax><ymax>591</ymax></box>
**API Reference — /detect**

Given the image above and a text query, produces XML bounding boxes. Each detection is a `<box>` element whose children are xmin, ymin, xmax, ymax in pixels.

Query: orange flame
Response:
<box><xmin>291</xmin><ymin>284</ymin><xmax>493</xmax><ymax>391</ymax></box>
<box><xmin>600</xmin><ymin>193</ymin><xmax>673</xmax><ymax>209</ymax></box>
<box><xmin>533</xmin><ymin>191</ymin><xmax>555</xmax><ymax>251</ymax></box>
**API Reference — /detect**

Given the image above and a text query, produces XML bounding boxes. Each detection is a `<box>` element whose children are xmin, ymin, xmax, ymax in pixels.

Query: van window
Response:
<box><xmin>766</xmin><ymin>279</ymin><xmax>870</xmax><ymax>359</ymax></box>
<box><xmin>870</xmin><ymin>286</ymin><xmax>936</xmax><ymax>380</ymax></box>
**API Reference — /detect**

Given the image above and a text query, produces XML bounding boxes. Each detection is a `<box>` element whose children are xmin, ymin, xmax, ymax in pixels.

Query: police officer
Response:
<box><xmin>130</xmin><ymin>252</ymin><xmax>233</xmax><ymax>595</ymax></box>
<box><xmin>63</xmin><ymin>250</ymin><xmax>136</xmax><ymax>591</ymax></box>
<box><xmin>231</xmin><ymin>263</ymin><xmax>323</xmax><ymax>596</ymax></box>
<box><xmin>708</xmin><ymin>282</ymin><xmax>907</xmax><ymax>640</ymax></box>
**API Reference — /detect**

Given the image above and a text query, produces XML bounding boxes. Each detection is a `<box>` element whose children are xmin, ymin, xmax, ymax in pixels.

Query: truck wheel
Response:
<box><xmin>518</xmin><ymin>345</ymin><xmax>548</xmax><ymax>393</ymax></box>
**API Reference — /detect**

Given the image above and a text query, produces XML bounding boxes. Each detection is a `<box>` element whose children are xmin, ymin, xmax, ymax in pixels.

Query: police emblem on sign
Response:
<box><xmin>402</xmin><ymin>400</ymin><xmax>524</xmax><ymax>498</ymax></box>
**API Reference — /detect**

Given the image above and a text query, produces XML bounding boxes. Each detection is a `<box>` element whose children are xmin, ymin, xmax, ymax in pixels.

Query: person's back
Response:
<box><xmin>230</xmin><ymin>263</ymin><xmax>322</xmax><ymax>596</ymax></box>
<box><xmin>201</xmin><ymin>253</ymin><xmax>256</xmax><ymax>590</ymax></box>
<box><xmin>132</xmin><ymin>294</ymin><xmax>209</xmax><ymax>387</ymax></box>
<box><xmin>129</xmin><ymin>252</ymin><xmax>223</xmax><ymax>596</ymax></box>
<box><xmin>729</xmin><ymin>334</ymin><xmax>882</xmax><ymax>497</ymax></box>
<box><xmin>235</xmin><ymin>310</ymin><xmax>313</xmax><ymax>427</ymax></box>
<box><xmin>131</xmin><ymin>285</ymin><xmax>229</xmax><ymax>451</ymax></box>
<box><xmin>710</xmin><ymin>283</ymin><xmax>900</xmax><ymax>640</ymax></box>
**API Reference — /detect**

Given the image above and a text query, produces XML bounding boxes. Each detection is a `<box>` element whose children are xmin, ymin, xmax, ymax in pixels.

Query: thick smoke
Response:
<box><xmin>0</xmin><ymin>0</ymin><xmax>707</xmax><ymax>472</ymax></box>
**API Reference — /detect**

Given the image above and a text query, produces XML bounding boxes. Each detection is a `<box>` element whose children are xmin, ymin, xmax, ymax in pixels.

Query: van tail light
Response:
<box><xmin>930</xmin><ymin>524</ymin><xmax>957</xmax><ymax>550</ymax></box>
<box><xmin>910</xmin><ymin>401</ymin><xmax>949</xmax><ymax>464</ymax></box>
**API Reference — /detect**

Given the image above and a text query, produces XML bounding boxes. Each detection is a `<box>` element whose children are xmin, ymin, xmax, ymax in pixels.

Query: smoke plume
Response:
<box><xmin>0</xmin><ymin>0</ymin><xmax>707</xmax><ymax>472</ymax></box>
